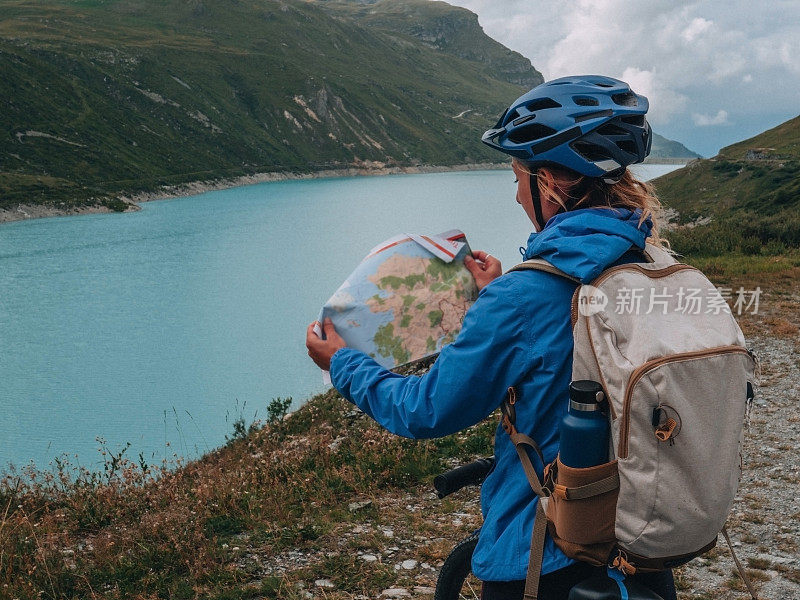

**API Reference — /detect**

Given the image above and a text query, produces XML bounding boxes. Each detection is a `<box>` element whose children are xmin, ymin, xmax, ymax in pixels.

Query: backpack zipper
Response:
<box><xmin>570</xmin><ymin>286</ymin><xmax>581</xmax><ymax>328</ymax></box>
<box><xmin>618</xmin><ymin>345</ymin><xmax>751</xmax><ymax>459</ymax></box>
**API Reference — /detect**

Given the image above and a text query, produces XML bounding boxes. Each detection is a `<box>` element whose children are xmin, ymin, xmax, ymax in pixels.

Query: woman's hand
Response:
<box><xmin>306</xmin><ymin>318</ymin><xmax>347</xmax><ymax>371</ymax></box>
<box><xmin>464</xmin><ymin>250</ymin><xmax>502</xmax><ymax>291</ymax></box>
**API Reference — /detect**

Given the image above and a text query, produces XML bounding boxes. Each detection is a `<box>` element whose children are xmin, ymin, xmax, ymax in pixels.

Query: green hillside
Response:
<box><xmin>0</xmin><ymin>0</ymin><xmax>533</xmax><ymax>208</ymax></box>
<box><xmin>311</xmin><ymin>0</ymin><xmax>543</xmax><ymax>88</ymax></box>
<box><xmin>655</xmin><ymin>115</ymin><xmax>800</xmax><ymax>258</ymax></box>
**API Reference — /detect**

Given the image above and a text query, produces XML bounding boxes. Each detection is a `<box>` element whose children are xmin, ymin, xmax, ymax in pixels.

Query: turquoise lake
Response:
<box><xmin>0</xmin><ymin>165</ymin><xmax>681</xmax><ymax>470</ymax></box>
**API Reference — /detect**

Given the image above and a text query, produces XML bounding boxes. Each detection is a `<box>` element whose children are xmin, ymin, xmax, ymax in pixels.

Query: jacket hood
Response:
<box><xmin>523</xmin><ymin>207</ymin><xmax>653</xmax><ymax>283</ymax></box>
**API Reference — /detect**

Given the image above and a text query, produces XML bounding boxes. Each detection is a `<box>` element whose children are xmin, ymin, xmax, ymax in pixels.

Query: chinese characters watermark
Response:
<box><xmin>577</xmin><ymin>285</ymin><xmax>762</xmax><ymax>317</ymax></box>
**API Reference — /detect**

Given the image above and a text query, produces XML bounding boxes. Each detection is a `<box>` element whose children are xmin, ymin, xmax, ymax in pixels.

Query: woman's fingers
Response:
<box><xmin>306</xmin><ymin>321</ymin><xmax>321</xmax><ymax>348</ymax></box>
<box><xmin>464</xmin><ymin>255</ymin><xmax>483</xmax><ymax>277</ymax></box>
<box><xmin>464</xmin><ymin>251</ymin><xmax>502</xmax><ymax>292</ymax></box>
<box><xmin>305</xmin><ymin>319</ymin><xmax>346</xmax><ymax>371</ymax></box>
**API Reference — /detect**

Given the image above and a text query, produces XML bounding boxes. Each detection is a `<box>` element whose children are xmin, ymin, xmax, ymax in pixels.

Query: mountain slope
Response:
<box><xmin>311</xmin><ymin>0</ymin><xmax>543</xmax><ymax>88</ymax></box>
<box><xmin>656</xmin><ymin>115</ymin><xmax>800</xmax><ymax>220</ymax></box>
<box><xmin>655</xmin><ymin>115</ymin><xmax>800</xmax><ymax>253</ymax></box>
<box><xmin>1</xmin><ymin>0</ymin><xmax>701</xmax><ymax>211</ymax></box>
<box><xmin>0</xmin><ymin>0</ymin><xmax>528</xmax><ymax>207</ymax></box>
<box><xmin>650</xmin><ymin>132</ymin><xmax>701</xmax><ymax>159</ymax></box>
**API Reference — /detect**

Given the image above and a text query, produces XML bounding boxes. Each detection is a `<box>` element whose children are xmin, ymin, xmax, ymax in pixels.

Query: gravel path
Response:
<box><xmin>675</xmin><ymin>332</ymin><xmax>800</xmax><ymax>600</ymax></box>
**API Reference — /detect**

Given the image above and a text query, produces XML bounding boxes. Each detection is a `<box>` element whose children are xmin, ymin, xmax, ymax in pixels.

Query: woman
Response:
<box><xmin>306</xmin><ymin>75</ymin><xmax>677</xmax><ymax>600</ymax></box>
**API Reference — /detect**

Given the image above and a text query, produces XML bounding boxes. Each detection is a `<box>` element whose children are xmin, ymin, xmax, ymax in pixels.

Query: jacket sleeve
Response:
<box><xmin>329</xmin><ymin>275</ymin><xmax>538</xmax><ymax>438</ymax></box>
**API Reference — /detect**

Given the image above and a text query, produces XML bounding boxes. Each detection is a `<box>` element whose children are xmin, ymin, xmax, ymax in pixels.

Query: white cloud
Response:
<box><xmin>446</xmin><ymin>0</ymin><xmax>800</xmax><ymax>154</ymax></box>
<box><xmin>620</xmin><ymin>67</ymin><xmax>689</xmax><ymax>125</ymax></box>
<box><xmin>681</xmin><ymin>17</ymin><xmax>713</xmax><ymax>42</ymax></box>
<box><xmin>692</xmin><ymin>110</ymin><xmax>729</xmax><ymax>126</ymax></box>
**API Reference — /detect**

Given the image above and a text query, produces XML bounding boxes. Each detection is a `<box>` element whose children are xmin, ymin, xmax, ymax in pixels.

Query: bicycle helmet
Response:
<box><xmin>482</xmin><ymin>75</ymin><xmax>652</xmax><ymax>182</ymax></box>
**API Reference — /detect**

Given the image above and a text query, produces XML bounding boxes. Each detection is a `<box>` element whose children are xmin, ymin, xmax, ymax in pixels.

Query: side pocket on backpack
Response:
<box><xmin>545</xmin><ymin>457</ymin><xmax>619</xmax><ymax>546</ymax></box>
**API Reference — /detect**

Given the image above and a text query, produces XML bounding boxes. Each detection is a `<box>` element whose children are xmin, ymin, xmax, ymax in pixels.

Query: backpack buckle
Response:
<box><xmin>611</xmin><ymin>550</ymin><xmax>637</xmax><ymax>576</ymax></box>
<box><xmin>553</xmin><ymin>484</ymin><xmax>569</xmax><ymax>500</ymax></box>
<box><xmin>501</xmin><ymin>387</ymin><xmax>518</xmax><ymax>435</ymax></box>
<box><xmin>541</xmin><ymin>459</ymin><xmax>558</xmax><ymax>497</ymax></box>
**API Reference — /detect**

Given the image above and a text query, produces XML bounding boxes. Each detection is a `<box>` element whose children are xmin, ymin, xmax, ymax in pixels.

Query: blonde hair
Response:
<box><xmin>512</xmin><ymin>159</ymin><xmax>667</xmax><ymax>248</ymax></box>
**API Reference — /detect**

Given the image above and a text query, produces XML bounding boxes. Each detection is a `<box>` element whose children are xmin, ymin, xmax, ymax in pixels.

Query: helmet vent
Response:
<box><xmin>597</xmin><ymin>123</ymin><xmax>629</xmax><ymax>136</ymax></box>
<box><xmin>573</xmin><ymin>96</ymin><xmax>599</xmax><ymax>107</ymax></box>
<box><xmin>621</xmin><ymin>114</ymin><xmax>645</xmax><ymax>126</ymax></box>
<box><xmin>507</xmin><ymin>123</ymin><xmax>557</xmax><ymax>144</ymax></box>
<box><xmin>593</xmin><ymin>82</ymin><xmax>614</xmax><ymax>88</ymax></box>
<box><xmin>571</xmin><ymin>140</ymin><xmax>613</xmax><ymax>162</ymax></box>
<box><xmin>612</xmin><ymin>92</ymin><xmax>639</xmax><ymax>107</ymax></box>
<box><xmin>525</xmin><ymin>98</ymin><xmax>562</xmax><ymax>112</ymax></box>
<box><xmin>616</xmin><ymin>140</ymin><xmax>638</xmax><ymax>155</ymax></box>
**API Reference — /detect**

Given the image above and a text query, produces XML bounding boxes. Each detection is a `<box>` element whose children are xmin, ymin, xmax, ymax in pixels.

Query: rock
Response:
<box><xmin>413</xmin><ymin>587</ymin><xmax>436</xmax><ymax>594</ymax></box>
<box><xmin>348</xmin><ymin>500</ymin><xmax>372</xmax><ymax>512</ymax></box>
<box><xmin>315</xmin><ymin>579</ymin><xmax>334</xmax><ymax>588</ymax></box>
<box><xmin>381</xmin><ymin>528</ymin><xmax>394</xmax><ymax>538</ymax></box>
<box><xmin>381</xmin><ymin>588</ymin><xmax>411</xmax><ymax>598</ymax></box>
<box><xmin>757</xmin><ymin>553</ymin><xmax>794</xmax><ymax>565</ymax></box>
<box><xmin>361</xmin><ymin>554</ymin><xmax>378</xmax><ymax>562</ymax></box>
<box><xmin>401</xmin><ymin>559</ymin><xmax>418</xmax><ymax>570</ymax></box>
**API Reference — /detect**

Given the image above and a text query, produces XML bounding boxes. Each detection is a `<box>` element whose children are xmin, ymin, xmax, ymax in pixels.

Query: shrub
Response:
<box><xmin>103</xmin><ymin>198</ymin><xmax>128</xmax><ymax>212</ymax></box>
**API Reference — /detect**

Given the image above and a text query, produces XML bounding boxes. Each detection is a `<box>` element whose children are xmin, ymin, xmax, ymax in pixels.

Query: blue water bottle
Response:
<box><xmin>559</xmin><ymin>380</ymin><xmax>609</xmax><ymax>468</ymax></box>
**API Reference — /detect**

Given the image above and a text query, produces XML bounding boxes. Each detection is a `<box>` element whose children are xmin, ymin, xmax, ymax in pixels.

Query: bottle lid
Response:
<box><xmin>569</xmin><ymin>380</ymin><xmax>605</xmax><ymax>412</ymax></box>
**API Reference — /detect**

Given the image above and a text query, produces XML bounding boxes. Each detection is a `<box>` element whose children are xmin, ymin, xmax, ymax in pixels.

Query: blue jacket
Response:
<box><xmin>330</xmin><ymin>207</ymin><xmax>653</xmax><ymax>582</ymax></box>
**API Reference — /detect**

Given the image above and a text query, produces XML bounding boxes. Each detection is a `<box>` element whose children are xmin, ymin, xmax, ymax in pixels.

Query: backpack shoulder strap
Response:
<box><xmin>507</xmin><ymin>258</ymin><xmax>582</xmax><ymax>285</ymax></box>
<box><xmin>509</xmin><ymin>244</ymin><xmax>665</xmax><ymax>285</ymax></box>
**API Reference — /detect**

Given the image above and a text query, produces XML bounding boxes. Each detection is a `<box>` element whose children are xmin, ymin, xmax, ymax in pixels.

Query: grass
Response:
<box><xmin>677</xmin><ymin>250</ymin><xmax>800</xmax><ymax>278</ymax></box>
<box><xmin>0</xmin><ymin>391</ymin><xmax>496</xmax><ymax>599</ymax></box>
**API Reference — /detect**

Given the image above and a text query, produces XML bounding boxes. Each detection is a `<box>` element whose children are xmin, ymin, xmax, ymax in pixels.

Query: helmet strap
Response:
<box><xmin>530</xmin><ymin>171</ymin><xmax>571</xmax><ymax>231</ymax></box>
<box><xmin>530</xmin><ymin>173</ymin><xmax>547</xmax><ymax>232</ymax></box>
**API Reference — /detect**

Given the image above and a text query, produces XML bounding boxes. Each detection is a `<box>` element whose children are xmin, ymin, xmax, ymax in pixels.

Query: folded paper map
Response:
<box><xmin>315</xmin><ymin>229</ymin><xmax>478</xmax><ymax>383</ymax></box>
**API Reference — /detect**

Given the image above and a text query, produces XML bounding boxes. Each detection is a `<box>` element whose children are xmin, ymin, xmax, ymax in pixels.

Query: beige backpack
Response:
<box><xmin>502</xmin><ymin>243</ymin><xmax>759</xmax><ymax>600</ymax></box>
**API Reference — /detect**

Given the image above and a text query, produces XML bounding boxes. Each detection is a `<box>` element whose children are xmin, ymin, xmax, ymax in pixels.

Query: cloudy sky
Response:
<box><xmin>447</xmin><ymin>0</ymin><xmax>800</xmax><ymax>157</ymax></box>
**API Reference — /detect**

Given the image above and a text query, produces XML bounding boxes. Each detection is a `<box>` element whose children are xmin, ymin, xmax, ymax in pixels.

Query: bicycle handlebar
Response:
<box><xmin>433</xmin><ymin>457</ymin><xmax>495</xmax><ymax>499</ymax></box>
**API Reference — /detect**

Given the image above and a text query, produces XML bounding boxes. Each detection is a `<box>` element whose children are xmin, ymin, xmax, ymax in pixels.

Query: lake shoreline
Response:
<box><xmin>0</xmin><ymin>162</ymin><xmax>509</xmax><ymax>225</ymax></box>
<box><xmin>0</xmin><ymin>159</ymin><xmax>692</xmax><ymax>225</ymax></box>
